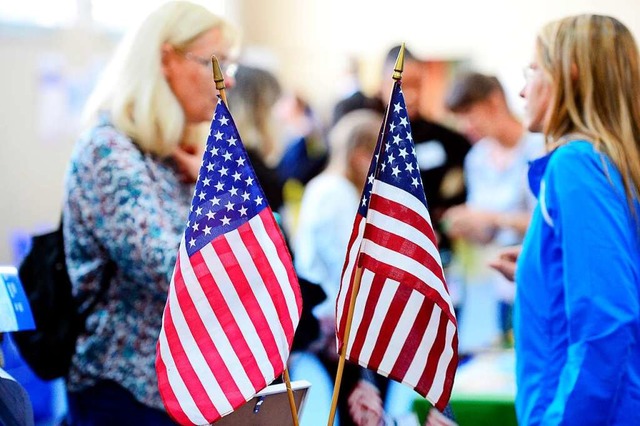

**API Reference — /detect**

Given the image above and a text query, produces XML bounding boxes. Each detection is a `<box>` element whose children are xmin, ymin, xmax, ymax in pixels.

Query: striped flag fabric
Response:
<box><xmin>156</xmin><ymin>98</ymin><xmax>302</xmax><ymax>425</ymax></box>
<box><xmin>335</xmin><ymin>80</ymin><xmax>458</xmax><ymax>411</ymax></box>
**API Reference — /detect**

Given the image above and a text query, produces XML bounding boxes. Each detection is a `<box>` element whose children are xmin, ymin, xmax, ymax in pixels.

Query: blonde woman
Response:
<box><xmin>515</xmin><ymin>15</ymin><xmax>640</xmax><ymax>424</ymax></box>
<box><xmin>62</xmin><ymin>2</ymin><xmax>238</xmax><ymax>423</ymax></box>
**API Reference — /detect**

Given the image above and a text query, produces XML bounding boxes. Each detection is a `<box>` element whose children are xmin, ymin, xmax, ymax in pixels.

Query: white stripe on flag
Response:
<box><xmin>336</xmin><ymin>218</ymin><xmax>365</xmax><ymax>330</ymax></box>
<box><xmin>377</xmin><ymin>289</ymin><xmax>425</xmax><ymax>376</ymax></box>
<box><xmin>346</xmin><ymin>268</ymin><xmax>374</xmax><ymax>355</ymax></box>
<box><xmin>181</xmin><ymin>244</ymin><xmax>256</xmax><ymax>397</ymax></box>
<box><xmin>357</xmin><ymin>275</ymin><xmax>398</xmax><ymax>364</ymax></box>
<box><xmin>250</xmin><ymin>215</ymin><xmax>300</xmax><ymax>331</ymax></box>
<box><xmin>225</xmin><ymin>230</ymin><xmax>289</xmax><ymax>366</ymax></box>
<box><xmin>360</xmin><ymin>240</ymin><xmax>453</xmax><ymax>314</ymax></box>
<box><xmin>158</xmin><ymin>325</ymin><xmax>208</xmax><ymax>426</ymax></box>
<box><xmin>402</xmin><ymin>304</ymin><xmax>442</xmax><ymax>389</ymax></box>
<box><xmin>427</xmin><ymin>320</ymin><xmax>457</xmax><ymax>403</ymax></box>
<box><xmin>166</xmin><ymin>271</ymin><xmax>231</xmax><ymax>414</ymax></box>
<box><xmin>374</xmin><ymin>180</ymin><xmax>433</xmax><ymax>227</ymax></box>
<box><xmin>199</xmin><ymin>242</ymin><xmax>275</xmax><ymax>383</ymax></box>
<box><xmin>366</xmin><ymin>208</ymin><xmax>441</xmax><ymax>268</ymax></box>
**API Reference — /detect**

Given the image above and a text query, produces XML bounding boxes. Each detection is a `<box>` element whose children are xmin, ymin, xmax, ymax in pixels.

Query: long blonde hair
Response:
<box><xmin>83</xmin><ymin>1</ymin><xmax>238</xmax><ymax>157</ymax></box>
<box><xmin>537</xmin><ymin>14</ymin><xmax>640</xmax><ymax>206</ymax></box>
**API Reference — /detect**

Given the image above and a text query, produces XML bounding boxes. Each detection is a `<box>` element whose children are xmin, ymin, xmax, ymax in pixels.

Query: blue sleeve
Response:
<box><xmin>543</xmin><ymin>145</ymin><xmax>639</xmax><ymax>424</ymax></box>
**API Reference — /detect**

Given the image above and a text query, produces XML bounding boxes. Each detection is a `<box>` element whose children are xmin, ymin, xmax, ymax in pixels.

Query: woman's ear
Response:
<box><xmin>161</xmin><ymin>43</ymin><xmax>175</xmax><ymax>77</ymax></box>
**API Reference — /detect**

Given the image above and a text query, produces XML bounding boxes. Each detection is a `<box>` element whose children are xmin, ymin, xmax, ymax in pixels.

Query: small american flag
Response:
<box><xmin>335</xmin><ymin>81</ymin><xmax>458</xmax><ymax>411</ymax></box>
<box><xmin>156</xmin><ymin>98</ymin><xmax>302</xmax><ymax>425</ymax></box>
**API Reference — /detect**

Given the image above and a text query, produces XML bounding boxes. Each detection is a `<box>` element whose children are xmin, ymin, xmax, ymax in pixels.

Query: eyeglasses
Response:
<box><xmin>177</xmin><ymin>49</ymin><xmax>238</xmax><ymax>78</ymax></box>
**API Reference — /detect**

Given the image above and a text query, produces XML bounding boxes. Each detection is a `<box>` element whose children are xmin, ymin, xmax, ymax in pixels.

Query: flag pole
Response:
<box><xmin>326</xmin><ymin>43</ymin><xmax>405</xmax><ymax>426</ymax></box>
<box><xmin>212</xmin><ymin>56</ymin><xmax>228</xmax><ymax>105</ymax></box>
<box><xmin>212</xmin><ymin>54</ymin><xmax>299</xmax><ymax>426</ymax></box>
<box><xmin>283</xmin><ymin>368</ymin><xmax>300</xmax><ymax>426</ymax></box>
<box><xmin>327</xmin><ymin>266</ymin><xmax>364</xmax><ymax>426</ymax></box>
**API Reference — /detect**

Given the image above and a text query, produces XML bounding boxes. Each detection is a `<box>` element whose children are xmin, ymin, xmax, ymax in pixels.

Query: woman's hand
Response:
<box><xmin>172</xmin><ymin>144</ymin><xmax>204</xmax><ymax>183</ymax></box>
<box><xmin>488</xmin><ymin>245</ymin><xmax>522</xmax><ymax>282</ymax></box>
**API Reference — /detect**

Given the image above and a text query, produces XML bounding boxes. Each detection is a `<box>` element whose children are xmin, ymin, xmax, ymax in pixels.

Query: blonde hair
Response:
<box><xmin>83</xmin><ymin>1</ymin><xmax>238</xmax><ymax>157</ymax></box>
<box><xmin>537</xmin><ymin>14</ymin><xmax>640</xmax><ymax>206</ymax></box>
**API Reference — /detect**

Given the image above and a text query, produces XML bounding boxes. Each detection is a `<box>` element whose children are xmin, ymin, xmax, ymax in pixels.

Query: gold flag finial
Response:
<box><xmin>212</xmin><ymin>55</ymin><xmax>228</xmax><ymax>105</ymax></box>
<box><xmin>392</xmin><ymin>43</ymin><xmax>405</xmax><ymax>81</ymax></box>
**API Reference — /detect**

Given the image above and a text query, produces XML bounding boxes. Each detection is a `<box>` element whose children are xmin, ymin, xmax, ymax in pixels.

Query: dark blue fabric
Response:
<box><xmin>276</xmin><ymin>135</ymin><xmax>328</xmax><ymax>185</ymax></box>
<box><xmin>0</xmin><ymin>375</ymin><xmax>34</xmax><ymax>426</ymax></box>
<box><xmin>65</xmin><ymin>381</ymin><xmax>177</xmax><ymax>426</ymax></box>
<box><xmin>2</xmin><ymin>334</ymin><xmax>62</xmax><ymax>424</ymax></box>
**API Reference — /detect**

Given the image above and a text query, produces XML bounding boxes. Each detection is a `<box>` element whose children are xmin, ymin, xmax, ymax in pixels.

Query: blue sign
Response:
<box><xmin>0</xmin><ymin>266</ymin><xmax>35</xmax><ymax>332</ymax></box>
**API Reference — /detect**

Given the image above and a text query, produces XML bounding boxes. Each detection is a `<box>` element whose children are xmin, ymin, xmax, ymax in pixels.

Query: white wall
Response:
<box><xmin>236</xmin><ymin>0</ymin><xmax>640</xmax><ymax>119</ymax></box>
<box><xmin>1</xmin><ymin>0</ymin><xmax>639</xmax><ymax>263</ymax></box>
<box><xmin>0</xmin><ymin>25</ymin><xmax>117</xmax><ymax>264</ymax></box>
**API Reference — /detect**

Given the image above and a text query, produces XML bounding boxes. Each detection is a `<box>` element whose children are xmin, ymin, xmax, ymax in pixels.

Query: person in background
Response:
<box><xmin>226</xmin><ymin>63</ymin><xmax>328</xmax><ymax>360</ymax></box>
<box><xmin>442</xmin><ymin>72</ymin><xmax>543</xmax><ymax>347</ymax></box>
<box><xmin>515</xmin><ymin>14</ymin><xmax>640</xmax><ymax>424</ymax></box>
<box><xmin>226</xmin><ymin>64</ymin><xmax>285</xmax><ymax>212</ymax></box>
<box><xmin>332</xmin><ymin>56</ymin><xmax>385</xmax><ymax>126</ymax></box>
<box><xmin>62</xmin><ymin>2</ymin><xmax>238</xmax><ymax>424</ymax></box>
<box><xmin>379</xmin><ymin>46</ymin><xmax>471</xmax><ymax>264</ymax></box>
<box><xmin>331</xmin><ymin>46</ymin><xmax>471</xmax><ymax>345</ymax></box>
<box><xmin>371</xmin><ymin>45</ymin><xmax>470</xmax><ymax>423</ymax></box>
<box><xmin>276</xmin><ymin>91</ymin><xmax>328</xmax><ymax>187</ymax></box>
<box><xmin>292</xmin><ymin>109</ymin><xmax>385</xmax><ymax>426</ymax></box>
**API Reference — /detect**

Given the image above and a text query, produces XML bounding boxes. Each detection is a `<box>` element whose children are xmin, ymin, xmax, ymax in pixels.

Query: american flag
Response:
<box><xmin>156</xmin><ymin>98</ymin><xmax>302</xmax><ymax>426</ymax></box>
<box><xmin>335</xmin><ymin>81</ymin><xmax>458</xmax><ymax>411</ymax></box>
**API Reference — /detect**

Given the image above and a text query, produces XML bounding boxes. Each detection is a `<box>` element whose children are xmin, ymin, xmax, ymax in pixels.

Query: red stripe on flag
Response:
<box><xmin>388</xmin><ymin>300</ymin><xmax>435</xmax><ymax>381</ymax></box>
<box><xmin>211</xmin><ymin>234</ymin><xmax>281</xmax><ymax>376</ymax></box>
<box><xmin>358</xmin><ymin>254</ymin><xmax>455</xmax><ymax>323</ymax></box>
<box><xmin>259</xmin><ymin>209</ymin><xmax>302</xmax><ymax>316</ymax></box>
<box><xmin>162</xmin><ymin>301</ymin><xmax>220</xmax><ymax>420</ymax></box>
<box><xmin>337</xmin><ymin>214</ymin><xmax>365</xmax><ymax>347</ymax></box>
<box><xmin>155</xmin><ymin>349</ymin><xmax>197</xmax><ymax>426</ymax></box>
<box><xmin>369</xmin><ymin>193</ymin><xmax>438</xmax><ymax>247</ymax></box>
<box><xmin>415</xmin><ymin>308</ymin><xmax>449</xmax><ymax>400</ymax></box>
<box><xmin>187</xmin><ymin>250</ymin><xmax>264</xmax><ymax>390</ymax></box>
<box><xmin>174</xmin><ymin>257</ymin><xmax>246</xmax><ymax>406</ymax></box>
<box><xmin>366</xmin><ymin>284</ymin><xmax>413</xmax><ymax>372</ymax></box>
<box><xmin>339</xmin><ymin>214</ymin><xmax>365</xmax><ymax>285</ymax></box>
<box><xmin>362</xmin><ymin>223</ymin><xmax>446</xmax><ymax>287</ymax></box>
<box><xmin>237</xmin><ymin>212</ymin><xmax>294</xmax><ymax>341</ymax></box>
<box><xmin>435</xmin><ymin>331</ymin><xmax>459</xmax><ymax>411</ymax></box>
<box><xmin>346</xmin><ymin>273</ymin><xmax>385</xmax><ymax>362</ymax></box>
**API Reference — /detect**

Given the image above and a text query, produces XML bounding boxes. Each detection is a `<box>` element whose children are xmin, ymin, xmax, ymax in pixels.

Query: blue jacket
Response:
<box><xmin>515</xmin><ymin>141</ymin><xmax>640</xmax><ymax>425</ymax></box>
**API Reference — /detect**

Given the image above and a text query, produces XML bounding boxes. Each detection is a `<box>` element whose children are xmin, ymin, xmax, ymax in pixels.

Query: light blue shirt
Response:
<box><xmin>515</xmin><ymin>140</ymin><xmax>640</xmax><ymax>425</ymax></box>
<box><xmin>294</xmin><ymin>173</ymin><xmax>359</xmax><ymax>319</ymax></box>
<box><xmin>465</xmin><ymin>132</ymin><xmax>543</xmax><ymax>246</ymax></box>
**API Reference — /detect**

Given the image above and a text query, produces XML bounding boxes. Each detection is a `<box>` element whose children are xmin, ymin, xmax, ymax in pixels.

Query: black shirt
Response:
<box><xmin>410</xmin><ymin>117</ymin><xmax>471</xmax><ymax>259</ymax></box>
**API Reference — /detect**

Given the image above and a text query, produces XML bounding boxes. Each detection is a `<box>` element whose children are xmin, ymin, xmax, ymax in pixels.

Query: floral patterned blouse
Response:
<box><xmin>63</xmin><ymin>118</ymin><xmax>193</xmax><ymax>410</ymax></box>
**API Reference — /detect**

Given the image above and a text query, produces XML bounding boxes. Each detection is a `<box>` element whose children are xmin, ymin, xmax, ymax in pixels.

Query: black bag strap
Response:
<box><xmin>59</xmin><ymin>215</ymin><xmax>117</xmax><ymax>327</ymax></box>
